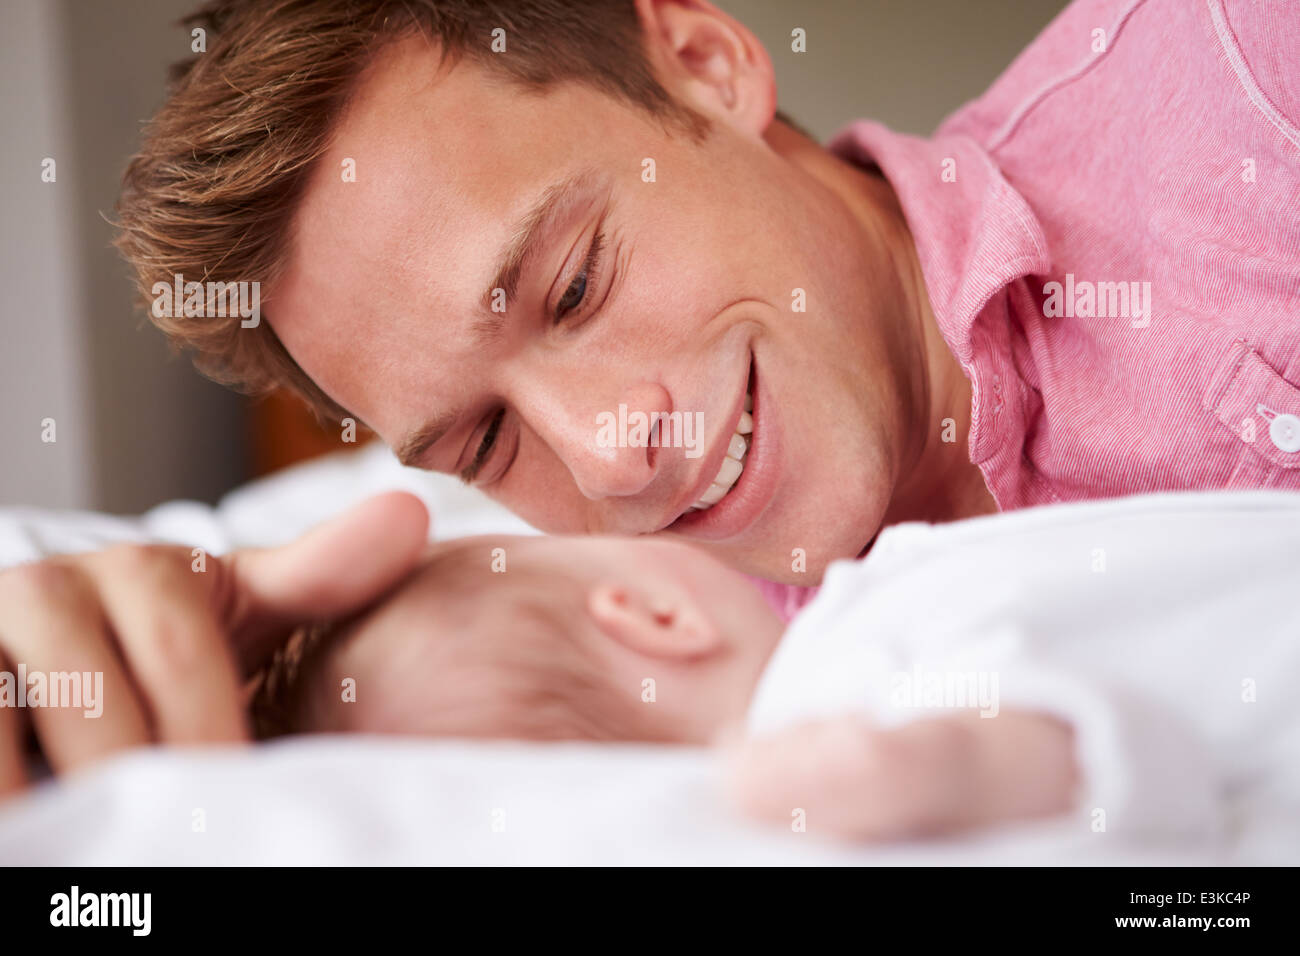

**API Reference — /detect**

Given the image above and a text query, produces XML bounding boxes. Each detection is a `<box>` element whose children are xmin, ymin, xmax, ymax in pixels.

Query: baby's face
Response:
<box><xmin>302</xmin><ymin>534</ymin><xmax>786</xmax><ymax>743</ymax></box>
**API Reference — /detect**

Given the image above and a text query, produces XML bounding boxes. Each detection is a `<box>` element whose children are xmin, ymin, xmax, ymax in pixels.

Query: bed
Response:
<box><xmin>0</xmin><ymin>443</ymin><xmax>1288</xmax><ymax>865</ymax></box>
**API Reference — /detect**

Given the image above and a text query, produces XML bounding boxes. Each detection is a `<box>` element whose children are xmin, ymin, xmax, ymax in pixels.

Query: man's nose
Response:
<box><xmin>538</xmin><ymin>380</ymin><xmax>673</xmax><ymax>501</ymax></box>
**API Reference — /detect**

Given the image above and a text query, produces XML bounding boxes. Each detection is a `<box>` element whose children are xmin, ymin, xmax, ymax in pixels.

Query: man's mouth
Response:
<box><xmin>665</xmin><ymin>356</ymin><xmax>778</xmax><ymax>540</ymax></box>
<box><xmin>686</xmin><ymin>388</ymin><xmax>752</xmax><ymax>510</ymax></box>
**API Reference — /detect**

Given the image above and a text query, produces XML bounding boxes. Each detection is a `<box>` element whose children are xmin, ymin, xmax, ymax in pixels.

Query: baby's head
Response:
<box><xmin>252</xmin><ymin>534</ymin><xmax>785</xmax><ymax>744</ymax></box>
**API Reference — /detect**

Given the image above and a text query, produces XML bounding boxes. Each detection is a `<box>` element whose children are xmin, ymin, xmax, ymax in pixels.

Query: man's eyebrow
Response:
<box><xmin>475</xmin><ymin>165</ymin><xmax>607</xmax><ymax>339</ymax></box>
<box><xmin>396</xmin><ymin>408</ymin><xmax>460</xmax><ymax>469</ymax></box>
<box><xmin>403</xmin><ymin>168</ymin><xmax>608</xmax><ymax>468</ymax></box>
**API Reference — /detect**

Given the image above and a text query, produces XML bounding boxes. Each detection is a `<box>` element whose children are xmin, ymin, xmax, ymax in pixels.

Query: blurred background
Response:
<box><xmin>0</xmin><ymin>0</ymin><xmax>1068</xmax><ymax>513</ymax></box>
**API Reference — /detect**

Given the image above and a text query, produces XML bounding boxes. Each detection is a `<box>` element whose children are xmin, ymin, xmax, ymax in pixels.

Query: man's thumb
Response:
<box><xmin>224</xmin><ymin>491</ymin><xmax>430</xmax><ymax>668</ymax></box>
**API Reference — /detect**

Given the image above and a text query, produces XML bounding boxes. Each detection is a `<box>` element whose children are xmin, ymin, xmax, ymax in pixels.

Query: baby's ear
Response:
<box><xmin>585</xmin><ymin>584</ymin><xmax>720</xmax><ymax>660</ymax></box>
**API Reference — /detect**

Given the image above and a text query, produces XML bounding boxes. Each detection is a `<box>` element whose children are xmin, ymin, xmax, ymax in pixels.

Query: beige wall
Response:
<box><xmin>61</xmin><ymin>0</ymin><xmax>249</xmax><ymax>513</ymax></box>
<box><xmin>0</xmin><ymin>0</ymin><xmax>244</xmax><ymax>513</ymax></box>
<box><xmin>0</xmin><ymin>0</ymin><xmax>93</xmax><ymax>509</ymax></box>
<box><xmin>0</xmin><ymin>0</ymin><xmax>1067</xmax><ymax>512</ymax></box>
<box><xmin>718</xmin><ymin>0</ymin><xmax>1068</xmax><ymax>139</ymax></box>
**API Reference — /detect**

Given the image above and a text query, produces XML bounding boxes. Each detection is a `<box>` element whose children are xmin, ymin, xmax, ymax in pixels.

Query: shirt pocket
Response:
<box><xmin>1203</xmin><ymin>340</ymin><xmax>1300</xmax><ymax>473</ymax></box>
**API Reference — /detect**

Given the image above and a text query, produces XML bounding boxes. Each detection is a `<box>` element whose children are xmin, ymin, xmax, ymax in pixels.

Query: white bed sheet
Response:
<box><xmin>0</xmin><ymin>441</ymin><xmax>538</xmax><ymax>567</ymax></box>
<box><xmin>0</xmin><ymin>736</ymin><xmax>1230</xmax><ymax>865</ymax></box>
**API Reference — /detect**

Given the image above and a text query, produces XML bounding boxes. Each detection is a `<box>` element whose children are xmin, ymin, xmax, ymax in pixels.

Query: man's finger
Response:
<box><xmin>0</xmin><ymin>562</ymin><xmax>153</xmax><ymax>775</ymax></box>
<box><xmin>90</xmin><ymin>545</ymin><xmax>249</xmax><ymax>745</ymax></box>
<box><xmin>0</xmin><ymin>652</ymin><xmax>28</xmax><ymax>798</ymax></box>
<box><xmin>223</xmin><ymin>491</ymin><xmax>429</xmax><ymax>673</ymax></box>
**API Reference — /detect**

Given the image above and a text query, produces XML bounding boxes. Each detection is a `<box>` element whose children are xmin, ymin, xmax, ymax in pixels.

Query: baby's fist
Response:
<box><xmin>721</xmin><ymin>714</ymin><xmax>972</xmax><ymax>841</ymax></box>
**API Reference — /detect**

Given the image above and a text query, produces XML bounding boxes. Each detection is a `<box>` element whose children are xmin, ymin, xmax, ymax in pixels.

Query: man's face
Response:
<box><xmin>268</xmin><ymin>33</ymin><xmax>914</xmax><ymax>582</ymax></box>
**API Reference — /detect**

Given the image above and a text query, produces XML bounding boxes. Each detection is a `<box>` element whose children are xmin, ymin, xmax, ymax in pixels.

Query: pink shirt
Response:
<box><xmin>758</xmin><ymin>0</ymin><xmax>1299</xmax><ymax>621</ymax></box>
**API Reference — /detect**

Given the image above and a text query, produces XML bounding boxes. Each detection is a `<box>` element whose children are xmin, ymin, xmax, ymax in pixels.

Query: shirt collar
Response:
<box><xmin>825</xmin><ymin>119</ymin><xmax>1051</xmax><ymax>368</ymax></box>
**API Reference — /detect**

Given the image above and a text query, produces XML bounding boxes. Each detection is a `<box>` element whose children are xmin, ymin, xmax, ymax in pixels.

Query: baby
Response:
<box><xmin>251</xmin><ymin>491</ymin><xmax>1300</xmax><ymax>845</ymax></box>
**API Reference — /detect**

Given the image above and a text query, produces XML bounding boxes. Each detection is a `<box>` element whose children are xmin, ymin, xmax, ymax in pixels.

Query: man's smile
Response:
<box><xmin>666</xmin><ymin>353</ymin><xmax>780</xmax><ymax>541</ymax></box>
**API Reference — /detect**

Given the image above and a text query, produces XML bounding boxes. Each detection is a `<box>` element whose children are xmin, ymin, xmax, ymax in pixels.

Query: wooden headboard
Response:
<box><xmin>248</xmin><ymin>390</ymin><xmax>373</xmax><ymax>476</ymax></box>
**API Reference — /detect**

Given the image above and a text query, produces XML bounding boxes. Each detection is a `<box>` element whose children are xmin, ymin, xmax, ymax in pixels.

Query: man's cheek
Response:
<box><xmin>490</xmin><ymin>481</ymin><xmax>581</xmax><ymax>534</ymax></box>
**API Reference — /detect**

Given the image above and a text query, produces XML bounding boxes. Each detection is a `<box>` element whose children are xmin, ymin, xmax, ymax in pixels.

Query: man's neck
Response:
<box><xmin>767</xmin><ymin>118</ymin><xmax>999</xmax><ymax>529</ymax></box>
<box><xmin>881</xmin><ymin>193</ymin><xmax>999</xmax><ymax>527</ymax></box>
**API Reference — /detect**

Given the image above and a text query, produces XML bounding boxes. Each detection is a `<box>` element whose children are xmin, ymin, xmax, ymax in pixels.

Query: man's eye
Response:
<box><xmin>554</xmin><ymin>232</ymin><xmax>605</xmax><ymax>323</ymax></box>
<box><xmin>556</xmin><ymin>273</ymin><xmax>587</xmax><ymax>317</ymax></box>
<box><xmin>460</xmin><ymin>408</ymin><xmax>505</xmax><ymax>483</ymax></box>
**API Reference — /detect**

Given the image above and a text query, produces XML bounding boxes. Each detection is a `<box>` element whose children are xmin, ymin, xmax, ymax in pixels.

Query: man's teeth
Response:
<box><xmin>689</xmin><ymin>391</ymin><xmax>754</xmax><ymax>512</ymax></box>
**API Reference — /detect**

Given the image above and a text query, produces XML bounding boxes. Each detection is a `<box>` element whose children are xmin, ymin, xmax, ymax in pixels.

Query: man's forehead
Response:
<box><xmin>269</xmin><ymin>42</ymin><xmax>546</xmax><ymax>425</ymax></box>
<box><xmin>288</xmin><ymin>41</ymin><xmax>524</xmax><ymax>304</ymax></box>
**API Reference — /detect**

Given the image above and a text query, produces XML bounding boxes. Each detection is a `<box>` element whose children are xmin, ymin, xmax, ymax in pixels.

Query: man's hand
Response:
<box><xmin>723</xmin><ymin>710</ymin><xmax>1077</xmax><ymax>840</ymax></box>
<box><xmin>0</xmin><ymin>491</ymin><xmax>429</xmax><ymax>796</ymax></box>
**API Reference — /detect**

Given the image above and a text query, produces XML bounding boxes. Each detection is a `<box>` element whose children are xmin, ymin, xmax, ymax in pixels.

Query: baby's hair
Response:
<box><xmin>246</xmin><ymin>552</ymin><xmax>679</xmax><ymax>744</ymax></box>
<box><xmin>249</xmin><ymin>620</ymin><xmax>333</xmax><ymax>740</ymax></box>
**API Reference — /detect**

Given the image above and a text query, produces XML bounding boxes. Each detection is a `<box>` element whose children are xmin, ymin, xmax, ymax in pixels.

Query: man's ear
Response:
<box><xmin>586</xmin><ymin>583</ymin><xmax>722</xmax><ymax>660</ymax></box>
<box><xmin>634</xmin><ymin>0</ymin><xmax>775</xmax><ymax>136</ymax></box>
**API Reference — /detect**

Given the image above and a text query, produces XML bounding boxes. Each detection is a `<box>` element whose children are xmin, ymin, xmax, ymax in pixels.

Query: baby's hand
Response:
<box><xmin>722</xmin><ymin>710</ymin><xmax>1077</xmax><ymax>841</ymax></box>
<box><xmin>722</xmin><ymin>714</ymin><xmax>974</xmax><ymax>840</ymax></box>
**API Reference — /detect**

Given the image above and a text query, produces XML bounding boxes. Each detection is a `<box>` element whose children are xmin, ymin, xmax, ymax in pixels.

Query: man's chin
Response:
<box><xmin>742</xmin><ymin>503</ymin><xmax>883</xmax><ymax>583</ymax></box>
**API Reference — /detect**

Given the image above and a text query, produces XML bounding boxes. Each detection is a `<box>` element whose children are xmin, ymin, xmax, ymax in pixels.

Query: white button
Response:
<box><xmin>1269</xmin><ymin>413</ymin><xmax>1300</xmax><ymax>453</ymax></box>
